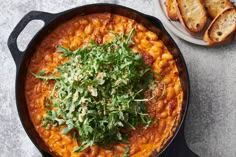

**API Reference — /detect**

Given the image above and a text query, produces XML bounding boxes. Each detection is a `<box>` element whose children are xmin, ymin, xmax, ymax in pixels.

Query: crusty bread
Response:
<box><xmin>205</xmin><ymin>0</ymin><xmax>234</xmax><ymax>19</ymax></box>
<box><xmin>166</xmin><ymin>0</ymin><xmax>179</xmax><ymax>21</ymax></box>
<box><xmin>176</xmin><ymin>0</ymin><xmax>207</xmax><ymax>33</ymax></box>
<box><xmin>204</xmin><ymin>8</ymin><xmax>236</xmax><ymax>45</ymax></box>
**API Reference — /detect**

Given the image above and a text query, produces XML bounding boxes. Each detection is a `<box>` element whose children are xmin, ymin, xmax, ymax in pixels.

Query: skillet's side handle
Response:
<box><xmin>161</xmin><ymin>124</ymin><xmax>199</xmax><ymax>157</ymax></box>
<box><xmin>7</xmin><ymin>11</ymin><xmax>56</xmax><ymax>68</ymax></box>
<box><xmin>172</xmin><ymin>128</ymin><xmax>199</xmax><ymax>157</ymax></box>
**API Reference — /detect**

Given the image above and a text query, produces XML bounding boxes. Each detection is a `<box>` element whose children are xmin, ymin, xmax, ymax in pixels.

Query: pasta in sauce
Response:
<box><xmin>25</xmin><ymin>13</ymin><xmax>183</xmax><ymax>157</ymax></box>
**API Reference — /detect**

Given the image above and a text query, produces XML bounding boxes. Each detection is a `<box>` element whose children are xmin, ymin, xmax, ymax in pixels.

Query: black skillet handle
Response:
<box><xmin>7</xmin><ymin>11</ymin><xmax>56</xmax><ymax>68</ymax></box>
<box><xmin>161</xmin><ymin>124</ymin><xmax>199</xmax><ymax>157</ymax></box>
<box><xmin>173</xmin><ymin>127</ymin><xmax>199</xmax><ymax>157</ymax></box>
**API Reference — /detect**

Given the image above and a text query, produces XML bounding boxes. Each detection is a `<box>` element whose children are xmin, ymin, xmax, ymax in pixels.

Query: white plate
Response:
<box><xmin>154</xmin><ymin>0</ymin><xmax>236</xmax><ymax>46</ymax></box>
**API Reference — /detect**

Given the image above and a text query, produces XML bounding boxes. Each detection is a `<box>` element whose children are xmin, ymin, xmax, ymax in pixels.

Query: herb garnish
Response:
<box><xmin>122</xmin><ymin>146</ymin><xmax>130</xmax><ymax>157</ymax></box>
<box><xmin>32</xmin><ymin>29</ymin><xmax>164</xmax><ymax>152</ymax></box>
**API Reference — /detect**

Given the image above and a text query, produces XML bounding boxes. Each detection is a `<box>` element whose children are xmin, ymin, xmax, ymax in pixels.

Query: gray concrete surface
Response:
<box><xmin>0</xmin><ymin>0</ymin><xmax>235</xmax><ymax>157</ymax></box>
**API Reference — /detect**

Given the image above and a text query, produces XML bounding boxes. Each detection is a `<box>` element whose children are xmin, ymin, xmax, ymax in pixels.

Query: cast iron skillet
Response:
<box><xmin>7</xmin><ymin>3</ymin><xmax>198</xmax><ymax>157</ymax></box>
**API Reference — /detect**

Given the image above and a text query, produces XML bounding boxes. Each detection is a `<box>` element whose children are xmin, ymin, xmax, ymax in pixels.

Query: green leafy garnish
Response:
<box><xmin>122</xmin><ymin>146</ymin><xmax>130</xmax><ymax>157</ymax></box>
<box><xmin>32</xmin><ymin>29</ymin><xmax>164</xmax><ymax>153</ymax></box>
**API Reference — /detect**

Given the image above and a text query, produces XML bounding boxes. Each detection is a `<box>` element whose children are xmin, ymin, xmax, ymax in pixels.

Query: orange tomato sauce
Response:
<box><xmin>25</xmin><ymin>13</ymin><xmax>183</xmax><ymax>157</ymax></box>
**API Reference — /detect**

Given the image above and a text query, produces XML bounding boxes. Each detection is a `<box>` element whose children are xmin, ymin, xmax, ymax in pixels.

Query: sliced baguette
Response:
<box><xmin>176</xmin><ymin>0</ymin><xmax>207</xmax><ymax>33</ymax></box>
<box><xmin>204</xmin><ymin>8</ymin><xmax>236</xmax><ymax>45</ymax></box>
<box><xmin>205</xmin><ymin>0</ymin><xmax>234</xmax><ymax>19</ymax></box>
<box><xmin>166</xmin><ymin>0</ymin><xmax>179</xmax><ymax>21</ymax></box>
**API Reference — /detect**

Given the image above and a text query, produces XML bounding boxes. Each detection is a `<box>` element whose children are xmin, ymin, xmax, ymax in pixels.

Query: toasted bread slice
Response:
<box><xmin>205</xmin><ymin>0</ymin><xmax>234</xmax><ymax>19</ymax></box>
<box><xmin>204</xmin><ymin>8</ymin><xmax>236</xmax><ymax>45</ymax></box>
<box><xmin>176</xmin><ymin>0</ymin><xmax>208</xmax><ymax>33</ymax></box>
<box><xmin>166</xmin><ymin>0</ymin><xmax>179</xmax><ymax>21</ymax></box>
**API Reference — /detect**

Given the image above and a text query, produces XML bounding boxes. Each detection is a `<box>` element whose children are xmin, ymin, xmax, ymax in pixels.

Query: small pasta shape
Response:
<box><xmin>84</xmin><ymin>24</ymin><xmax>93</xmax><ymax>34</ymax></box>
<box><xmin>162</xmin><ymin>52</ymin><xmax>173</xmax><ymax>60</ymax></box>
<box><xmin>90</xmin><ymin>146</ymin><xmax>100</xmax><ymax>157</ymax></box>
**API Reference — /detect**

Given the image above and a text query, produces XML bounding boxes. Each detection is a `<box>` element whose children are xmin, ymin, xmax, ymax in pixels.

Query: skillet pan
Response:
<box><xmin>7</xmin><ymin>3</ymin><xmax>198</xmax><ymax>157</ymax></box>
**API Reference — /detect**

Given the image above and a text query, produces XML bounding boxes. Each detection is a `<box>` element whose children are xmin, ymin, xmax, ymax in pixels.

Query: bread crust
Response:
<box><xmin>176</xmin><ymin>0</ymin><xmax>207</xmax><ymax>34</ymax></box>
<box><xmin>166</xmin><ymin>0</ymin><xmax>179</xmax><ymax>21</ymax></box>
<box><xmin>203</xmin><ymin>8</ymin><xmax>236</xmax><ymax>45</ymax></box>
<box><xmin>205</xmin><ymin>0</ymin><xmax>235</xmax><ymax>19</ymax></box>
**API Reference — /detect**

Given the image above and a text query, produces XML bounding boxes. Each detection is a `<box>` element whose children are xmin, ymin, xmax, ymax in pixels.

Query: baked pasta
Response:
<box><xmin>25</xmin><ymin>13</ymin><xmax>183</xmax><ymax>157</ymax></box>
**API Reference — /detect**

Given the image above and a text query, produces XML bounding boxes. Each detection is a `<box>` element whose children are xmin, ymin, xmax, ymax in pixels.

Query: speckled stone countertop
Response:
<box><xmin>0</xmin><ymin>0</ymin><xmax>235</xmax><ymax>157</ymax></box>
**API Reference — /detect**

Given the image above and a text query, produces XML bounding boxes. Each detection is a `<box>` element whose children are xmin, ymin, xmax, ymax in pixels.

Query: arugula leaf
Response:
<box><xmin>122</xmin><ymin>146</ymin><xmax>130</xmax><ymax>157</ymax></box>
<box><xmin>61</xmin><ymin>126</ymin><xmax>73</xmax><ymax>135</ymax></box>
<box><xmin>30</xmin><ymin>70</ymin><xmax>59</xmax><ymax>82</ymax></box>
<box><xmin>57</xmin><ymin>45</ymin><xmax>73</xmax><ymax>57</ymax></box>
